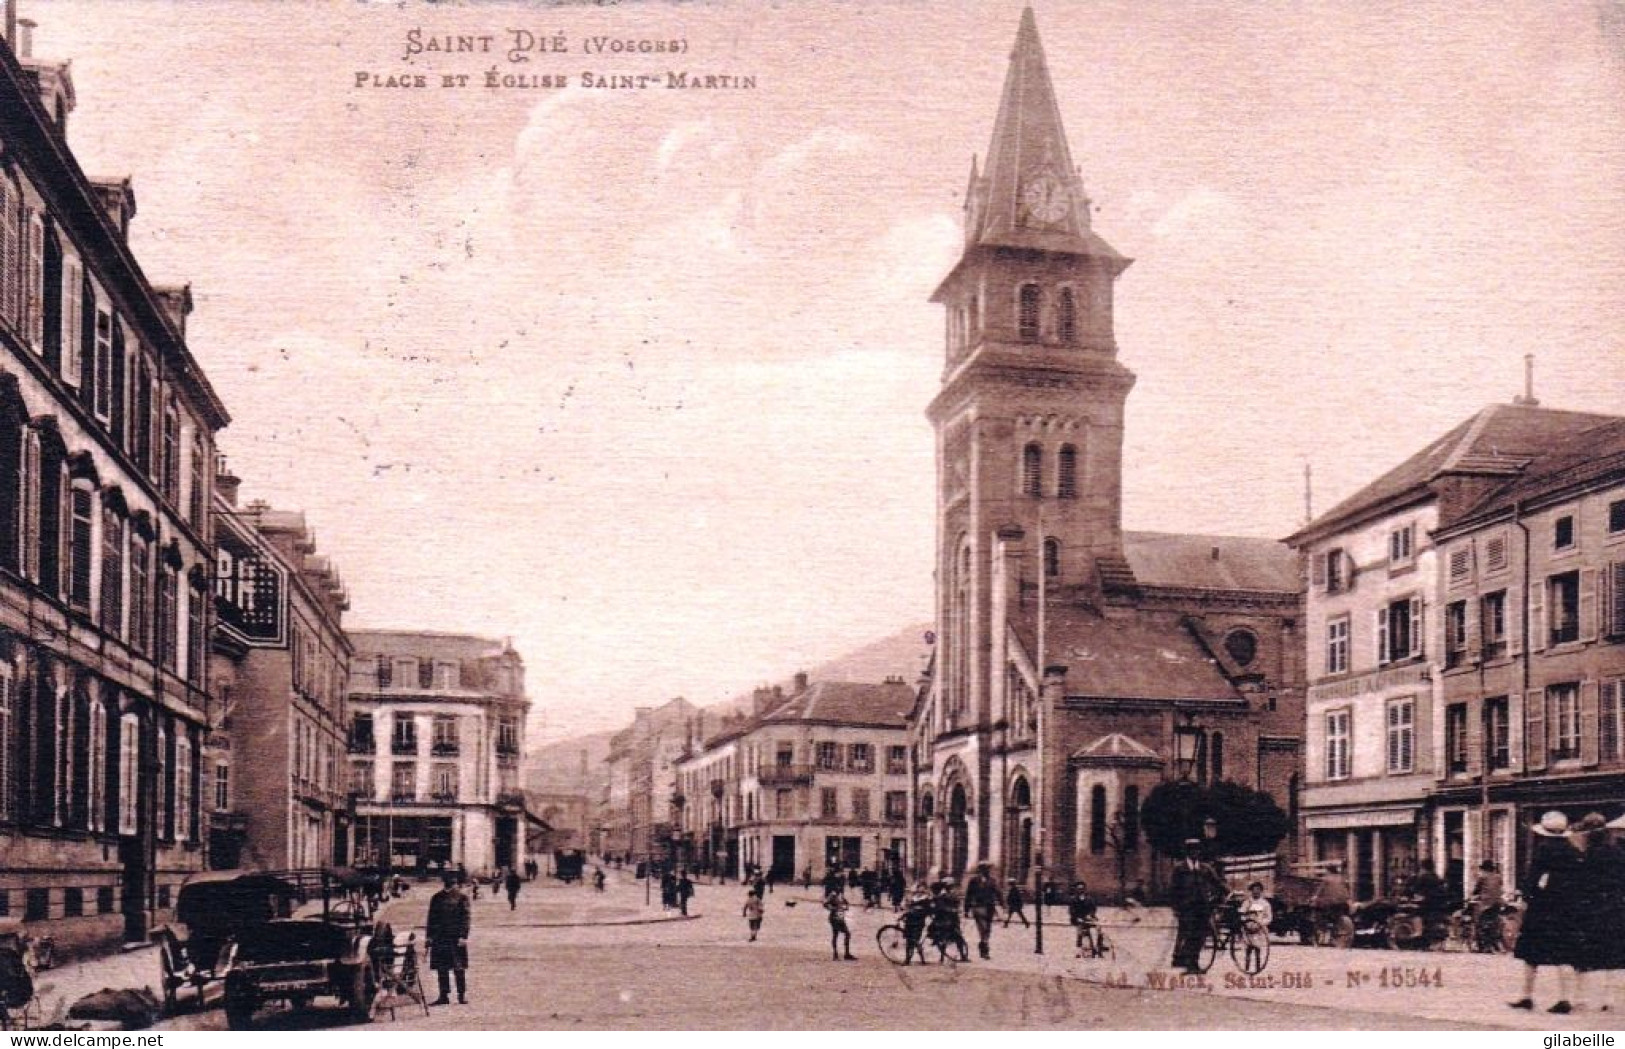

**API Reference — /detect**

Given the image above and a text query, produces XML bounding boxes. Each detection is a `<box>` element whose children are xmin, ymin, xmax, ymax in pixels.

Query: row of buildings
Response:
<box><xmin>0</xmin><ymin>13</ymin><xmax>531</xmax><ymax>955</ymax></box>
<box><xmin>596</xmin><ymin>9</ymin><xmax>1624</xmax><ymax>908</ymax></box>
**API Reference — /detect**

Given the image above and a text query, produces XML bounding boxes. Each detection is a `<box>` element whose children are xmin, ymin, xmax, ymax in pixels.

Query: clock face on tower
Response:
<box><xmin>1021</xmin><ymin>173</ymin><xmax>1069</xmax><ymax>227</ymax></box>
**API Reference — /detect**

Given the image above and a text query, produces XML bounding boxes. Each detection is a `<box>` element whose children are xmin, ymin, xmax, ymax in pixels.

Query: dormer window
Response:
<box><xmin>1018</xmin><ymin>284</ymin><xmax>1041</xmax><ymax>342</ymax></box>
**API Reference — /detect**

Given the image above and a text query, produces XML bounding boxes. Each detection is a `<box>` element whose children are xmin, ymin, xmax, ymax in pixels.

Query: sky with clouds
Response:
<box><xmin>32</xmin><ymin>0</ymin><xmax>1625</xmax><ymax>740</ymax></box>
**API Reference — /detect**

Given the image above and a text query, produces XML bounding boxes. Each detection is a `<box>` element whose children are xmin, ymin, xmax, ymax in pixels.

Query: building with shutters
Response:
<box><xmin>1427</xmin><ymin>416</ymin><xmax>1625</xmax><ymax>897</ymax></box>
<box><xmin>676</xmin><ymin>675</ymin><xmax>914</xmax><ymax>882</ymax></box>
<box><xmin>207</xmin><ymin>472</ymin><xmax>352</xmax><ymax>872</ymax></box>
<box><xmin>600</xmin><ymin>696</ymin><xmax>697</xmax><ymax>866</ymax></box>
<box><xmin>911</xmin><ymin>9</ymin><xmax>1304</xmax><ymax>899</ymax></box>
<box><xmin>0</xmin><ymin>15</ymin><xmax>227</xmax><ymax>952</ymax></box>
<box><xmin>1287</xmin><ymin>403</ymin><xmax>1621</xmax><ymax>903</ymax></box>
<box><xmin>345</xmin><ymin>631</ymin><xmax>530</xmax><ymax>875</ymax></box>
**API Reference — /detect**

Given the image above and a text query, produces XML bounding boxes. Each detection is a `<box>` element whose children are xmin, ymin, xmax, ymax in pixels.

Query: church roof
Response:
<box><xmin>1288</xmin><ymin>403</ymin><xmax>1618</xmax><ymax>544</ymax></box>
<box><xmin>1123</xmin><ymin>531</ymin><xmax>1298</xmax><ymax>593</ymax></box>
<box><xmin>1070</xmin><ymin>732</ymin><xmax>1162</xmax><ymax>767</ymax></box>
<box><xmin>759</xmin><ymin>680</ymin><xmax>914</xmax><ymax>729</ymax></box>
<box><xmin>963</xmin><ymin>7</ymin><xmax>1125</xmax><ymax>261</ymax></box>
<box><xmin>1012</xmin><ymin>606</ymin><xmax>1242</xmax><ymax>704</ymax></box>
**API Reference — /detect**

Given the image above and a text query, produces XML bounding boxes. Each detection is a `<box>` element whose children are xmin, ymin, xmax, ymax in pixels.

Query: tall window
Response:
<box><xmin>1444</xmin><ymin>601</ymin><xmax>1467</xmax><ymax>668</ymax></box>
<box><xmin>1043</xmin><ymin>536</ymin><xmax>1060</xmax><ymax>578</ymax></box>
<box><xmin>61</xmin><ymin>259</ymin><xmax>82</xmax><ymax>387</ymax></box>
<box><xmin>99</xmin><ymin>508</ymin><xmax>123</xmax><ymax>637</ymax></box>
<box><xmin>1089</xmin><ymin>783</ymin><xmax>1107</xmax><ymax>853</ymax></box>
<box><xmin>374</xmin><ymin>654</ymin><xmax>392</xmax><ymax>689</ymax></box>
<box><xmin>175</xmin><ymin>733</ymin><xmax>192</xmax><ymax>842</ymax></box>
<box><xmin>1057</xmin><ymin>444</ymin><xmax>1077</xmax><ymax>499</ymax></box>
<box><xmin>391</xmin><ymin>761</ymin><xmax>416</xmax><ymax>802</ymax></box>
<box><xmin>128</xmin><ymin>532</ymin><xmax>150</xmax><ymax>653</ymax></box>
<box><xmin>25</xmin><ymin>212</ymin><xmax>42</xmax><ymax>352</ymax></box>
<box><xmin>1388</xmin><ymin>523</ymin><xmax>1415</xmax><ymax>566</ymax></box>
<box><xmin>815</xmin><ymin>741</ymin><xmax>840</xmax><ymax>771</ymax></box>
<box><xmin>133</xmin><ymin>362</ymin><xmax>152</xmax><ymax>472</ymax></box>
<box><xmin>350</xmin><ymin>759</ymin><xmax>372</xmax><ymax>799</ymax></box>
<box><xmin>186</xmin><ymin>576</ymin><xmax>206</xmax><ymax>686</ymax></box>
<box><xmin>1018</xmin><ymin>283</ymin><xmax>1041</xmax><ymax>341</ymax></box>
<box><xmin>1210</xmin><ymin>731</ymin><xmax>1225</xmax><ymax>783</ymax></box>
<box><xmin>187</xmin><ymin>432</ymin><xmax>206</xmax><ymax>527</ymax></box>
<box><xmin>54</xmin><ymin>687</ymin><xmax>72</xmax><ymax>826</ymax></box>
<box><xmin>1057</xmin><ymin>287</ymin><xmax>1076</xmax><ymax>343</ymax></box>
<box><xmin>431</xmin><ymin>763</ymin><xmax>457</xmax><ymax>801</ymax></box>
<box><xmin>20</xmin><ymin>430</ymin><xmax>39</xmax><ymax>581</ymax></box>
<box><xmin>1485</xmin><ymin>696</ymin><xmax>1510</xmax><ymax>770</ymax></box>
<box><xmin>432</xmin><ymin>715</ymin><xmax>460</xmax><ymax>755</ymax></box>
<box><xmin>1325</xmin><ymin>617</ymin><xmax>1349</xmax><ymax>675</ymax></box>
<box><xmin>820</xmin><ymin>787</ymin><xmax>838</xmax><ymax>818</ymax></box>
<box><xmin>1386</xmin><ymin>697</ymin><xmax>1415</xmax><ymax>774</ymax></box>
<box><xmin>1549</xmin><ymin>683</ymin><xmax>1581</xmax><ymax>761</ymax></box>
<box><xmin>1555</xmin><ymin>514</ymin><xmax>1575</xmax><ymax>550</ymax></box>
<box><xmin>160</xmin><ymin>401</ymin><xmax>180</xmax><ymax>503</ymax></box>
<box><xmin>157</xmin><ymin>560</ymin><xmax>179</xmax><ymax>671</ymax></box>
<box><xmin>93</xmin><ymin>308</ymin><xmax>113</xmax><ymax>421</ymax></box>
<box><xmin>1378</xmin><ymin>596</ymin><xmax>1421</xmax><ymax>664</ymax></box>
<box><xmin>1021</xmin><ymin>443</ymin><xmax>1042</xmax><ymax>497</ymax></box>
<box><xmin>66</xmin><ymin>482</ymin><xmax>93</xmax><ymax>610</ymax></box>
<box><xmin>1481</xmin><ymin>591</ymin><xmax>1507</xmax><ymax>659</ymax></box>
<box><xmin>0</xmin><ymin>179</ymin><xmax>16</xmax><ymax>328</ymax></box>
<box><xmin>88</xmin><ymin>701</ymin><xmax>106</xmax><ymax>833</ymax></box>
<box><xmin>1602</xmin><ymin>681</ymin><xmax>1625</xmax><ymax>764</ymax></box>
<box><xmin>1445</xmin><ymin>703</ymin><xmax>1468</xmax><ymax>773</ymax></box>
<box><xmin>1325</xmin><ymin>709</ymin><xmax>1351</xmax><ymax>780</ymax></box>
<box><xmin>1323</xmin><ymin>548</ymin><xmax>1345</xmax><ymax>592</ymax></box>
<box><xmin>118</xmin><ymin>713</ymin><xmax>139</xmax><ymax>835</ymax></box>
<box><xmin>392</xmin><ymin>716</ymin><xmax>418</xmax><ymax>755</ymax></box>
<box><xmin>1123</xmin><ymin>784</ymin><xmax>1140</xmax><ymax>850</ymax></box>
<box><xmin>775</xmin><ymin>789</ymin><xmax>791</xmax><ymax>819</ymax></box>
<box><xmin>155</xmin><ymin>721</ymin><xmax>169</xmax><ymax>840</ymax></box>
<box><xmin>886</xmin><ymin>745</ymin><xmax>907</xmax><ymax>775</ymax></box>
<box><xmin>851</xmin><ymin>789</ymin><xmax>870</xmax><ymax>822</ymax></box>
<box><xmin>215</xmin><ymin>761</ymin><xmax>230</xmax><ymax>811</ymax></box>
<box><xmin>1549</xmin><ymin>571</ymin><xmax>1580</xmax><ymax>646</ymax></box>
<box><xmin>848</xmin><ymin>743</ymin><xmax>872</xmax><ymax>772</ymax></box>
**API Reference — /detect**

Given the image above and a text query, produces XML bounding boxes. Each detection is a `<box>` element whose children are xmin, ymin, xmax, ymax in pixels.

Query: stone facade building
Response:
<box><xmin>1429</xmin><ymin>415</ymin><xmax>1625</xmax><ymax>896</ymax></box>
<box><xmin>1287</xmin><ymin>404</ymin><xmax>1617</xmax><ymax>902</ymax></box>
<box><xmin>0</xmin><ymin>16</ymin><xmax>228</xmax><ymax>952</ymax></box>
<box><xmin>599</xmin><ymin>696</ymin><xmax>696</xmax><ymax>865</ymax></box>
<box><xmin>910</xmin><ymin>9</ymin><xmax>1303</xmax><ymax>898</ymax></box>
<box><xmin>346</xmin><ymin>631</ymin><xmax>529</xmax><ymax>874</ymax></box>
<box><xmin>677</xmin><ymin>676</ymin><xmax>913</xmax><ymax>881</ymax></box>
<box><xmin>207</xmin><ymin>478</ymin><xmax>352</xmax><ymax>872</ymax></box>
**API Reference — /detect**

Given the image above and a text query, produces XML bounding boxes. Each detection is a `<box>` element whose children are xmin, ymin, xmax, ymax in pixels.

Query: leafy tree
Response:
<box><xmin>1139</xmin><ymin>780</ymin><xmax>1290</xmax><ymax>858</ymax></box>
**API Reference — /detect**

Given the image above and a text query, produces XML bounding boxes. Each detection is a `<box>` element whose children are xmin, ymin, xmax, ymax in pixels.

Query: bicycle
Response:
<box><xmin>876</xmin><ymin>920</ymin><xmax>965</xmax><ymax>965</ymax></box>
<box><xmin>1073</xmin><ymin>919</ymin><xmax>1115</xmax><ymax>961</ymax></box>
<box><xmin>1198</xmin><ymin>895</ymin><xmax>1269</xmax><ymax>975</ymax></box>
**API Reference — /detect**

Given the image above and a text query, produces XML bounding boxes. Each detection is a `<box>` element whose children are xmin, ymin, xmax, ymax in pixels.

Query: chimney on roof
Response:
<box><xmin>89</xmin><ymin>177</ymin><xmax>135</xmax><ymax>239</ymax></box>
<box><xmin>1513</xmin><ymin>353</ymin><xmax>1540</xmax><ymax>407</ymax></box>
<box><xmin>752</xmin><ymin>686</ymin><xmax>773</xmax><ymax>716</ymax></box>
<box><xmin>152</xmin><ymin>284</ymin><xmax>193</xmax><ymax>341</ymax></box>
<box><xmin>793</xmin><ymin>671</ymin><xmax>808</xmax><ymax>693</ymax></box>
<box><xmin>15</xmin><ymin>19</ymin><xmax>74</xmax><ymax>133</ymax></box>
<box><xmin>215</xmin><ymin>454</ymin><xmax>241</xmax><ymax>508</ymax></box>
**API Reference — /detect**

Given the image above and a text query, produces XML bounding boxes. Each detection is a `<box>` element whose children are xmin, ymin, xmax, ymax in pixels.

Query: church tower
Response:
<box><xmin>927</xmin><ymin>7</ymin><xmax>1135</xmax><ymax>741</ymax></box>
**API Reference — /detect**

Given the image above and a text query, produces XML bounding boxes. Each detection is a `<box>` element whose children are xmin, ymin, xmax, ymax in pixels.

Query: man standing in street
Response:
<box><xmin>676</xmin><ymin>871</ymin><xmax>695</xmax><ymax>916</ymax></box>
<box><xmin>1169</xmin><ymin>839</ymin><xmax>1225</xmax><ymax>974</ymax></box>
<box><xmin>964</xmin><ymin>861</ymin><xmax>1001</xmax><ymax>959</ymax></box>
<box><xmin>504</xmin><ymin>867</ymin><xmax>523</xmax><ymax>911</ymax></box>
<box><xmin>427</xmin><ymin>872</ymin><xmax>472</xmax><ymax>1005</ymax></box>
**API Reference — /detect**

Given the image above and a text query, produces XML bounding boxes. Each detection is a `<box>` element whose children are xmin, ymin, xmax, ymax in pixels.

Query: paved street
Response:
<box><xmin>128</xmin><ymin>870</ymin><xmax>1612</xmax><ymax>1030</ymax></box>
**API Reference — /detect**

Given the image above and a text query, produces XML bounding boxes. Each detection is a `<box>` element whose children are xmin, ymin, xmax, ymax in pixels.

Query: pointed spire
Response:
<box><xmin>969</xmin><ymin>7</ymin><xmax>1117</xmax><ymax>259</ymax></box>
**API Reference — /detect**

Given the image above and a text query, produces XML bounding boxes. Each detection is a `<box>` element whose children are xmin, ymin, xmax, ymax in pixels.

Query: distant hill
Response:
<box><xmin>522</xmin><ymin>621</ymin><xmax>934</xmax><ymax>796</ymax></box>
<box><xmin>525</xmin><ymin>729</ymin><xmax>615</xmax><ymax>797</ymax></box>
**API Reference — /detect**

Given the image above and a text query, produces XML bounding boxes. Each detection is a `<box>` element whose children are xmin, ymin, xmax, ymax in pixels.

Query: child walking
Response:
<box><xmin>742</xmin><ymin>889</ymin><xmax>765</xmax><ymax>942</ymax></box>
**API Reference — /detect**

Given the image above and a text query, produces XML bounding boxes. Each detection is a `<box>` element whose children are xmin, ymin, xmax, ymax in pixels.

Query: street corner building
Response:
<box><xmin>0</xmin><ymin>15</ymin><xmax>229</xmax><ymax>954</ymax></box>
<box><xmin>207</xmin><ymin>484</ymin><xmax>353</xmax><ymax>873</ymax></box>
<box><xmin>1288</xmin><ymin>400</ymin><xmax>1625</xmax><ymax>903</ymax></box>
<box><xmin>909</xmin><ymin>9</ymin><xmax>1305</xmax><ymax>899</ymax></box>
<box><xmin>346</xmin><ymin>631</ymin><xmax>531</xmax><ymax>876</ymax></box>
<box><xmin>673</xmin><ymin>675</ymin><xmax>915</xmax><ymax>881</ymax></box>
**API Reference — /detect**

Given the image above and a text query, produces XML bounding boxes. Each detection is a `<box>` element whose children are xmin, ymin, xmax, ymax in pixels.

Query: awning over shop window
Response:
<box><xmin>1304</xmin><ymin>808</ymin><xmax>1419</xmax><ymax>831</ymax></box>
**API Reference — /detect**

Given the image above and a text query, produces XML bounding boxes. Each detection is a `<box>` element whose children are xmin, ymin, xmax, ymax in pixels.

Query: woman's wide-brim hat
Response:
<box><xmin>1573</xmin><ymin>812</ymin><xmax>1609</xmax><ymax>834</ymax></box>
<box><xmin>1533</xmin><ymin>810</ymin><xmax>1570</xmax><ymax>837</ymax></box>
<box><xmin>1606</xmin><ymin>813</ymin><xmax>1625</xmax><ymax>830</ymax></box>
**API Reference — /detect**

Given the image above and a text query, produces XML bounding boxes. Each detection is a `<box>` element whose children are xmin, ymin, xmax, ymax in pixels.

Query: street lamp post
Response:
<box><xmin>1034</xmin><ymin>826</ymin><xmax>1046</xmax><ymax>955</ymax></box>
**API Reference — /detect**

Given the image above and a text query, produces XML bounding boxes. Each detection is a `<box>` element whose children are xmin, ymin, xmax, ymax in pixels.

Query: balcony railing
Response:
<box><xmin>430</xmin><ymin>791</ymin><xmax>457</xmax><ymax>803</ymax></box>
<box><xmin>431</xmin><ymin>742</ymin><xmax>460</xmax><ymax>757</ymax></box>
<box><xmin>391</xmin><ymin>739</ymin><xmax>418</xmax><ymax>756</ymax></box>
<box><xmin>391</xmin><ymin>791</ymin><xmax>417</xmax><ymax>804</ymax></box>
<box><xmin>348</xmin><ymin>739</ymin><xmax>376</xmax><ymax>755</ymax></box>
<box><xmin>758</xmin><ymin>763</ymin><xmax>813</xmax><ymax>786</ymax></box>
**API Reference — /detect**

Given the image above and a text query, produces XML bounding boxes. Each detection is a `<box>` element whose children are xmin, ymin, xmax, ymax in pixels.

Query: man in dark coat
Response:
<box><xmin>504</xmin><ymin>868</ymin><xmax>523</xmax><ymax>910</ymax></box>
<box><xmin>426</xmin><ymin>873</ymin><xmax>472</xmax><ymax>1005</ymax></box>
<box><xmin>1168</xmin><ymin>839</ymin><xmax>1225</xmax><ymax>974</ymax></box>
<box><xmin>676</xmin><ymin>871</ymin><xmax>695</xmax><ymax>916</ymax></box>
<box><xmin>964</xmin><ymin>862</ymin><xmax>1001</xmax><ymax>959</ymax></box>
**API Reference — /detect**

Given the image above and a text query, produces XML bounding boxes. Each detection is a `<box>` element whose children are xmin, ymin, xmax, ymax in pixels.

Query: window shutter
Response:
<box><xmin>1600</xmin><ymin>681</ymin><xmax>1619</xmax><ymax>765</ymax></box>
<box><xmin>1607</xmin><ymin>562</ymin><xmax>1625</xmax><ymax>637</ymax></box>
<box><xmin>1530</xmin><ymin>583</ymin><xmax>1545</xmax><ymax>653</ymax></box>
<box><xmin>1311</xmin><ymin>551</ymin><xmax>1326</xmax><ymax>588</ymax></box>
<box><xmin>1411</xmin><ymin>596</ymin><xmax>1425</xmax><ymax>658</ymax></box>
<box><xmin>1343</xmin><ymin>551</ymin><xmax>1358</xmax><ymax>591</ymax></box>
<box><xmin>1581</xmin><ymin>680</ymin><xmax>1601</xmax><ymax>767</ymax></box>
<box><xmin>61</xmin><ymin>261</ymin><xmax>81</xmax><ymax>387</ymax></box>
<box><xmin>1507</xmin><ymin>585</ymin><xmax>1523</xmax><ymax>656</ymax></box>
<box><xmin>1411</xmin><ymin>693</ymin><xmax>1429</xmax><ymax>773</ymax></box>
<box><xmin>0</xmin><ymin>182</ymin><xmax>16</xmax><ymax>326</ymax></box>
<box><xmin>1580</xmin><ymin>568</ymin><xmax>1600</xmax><ymax>643</ymax></box>
<box><xmin>1465</xmin><ymin>701</ymin><xmax>1483</xmax><ymax>778</ymax></box>
<box><xmin>26</xmin><ymin>214</ymin><xmax>42</xmax><ymax>351</ymax></box>
<box><xmin>1508</xmin><ymin>694</ymin><xmax>1524</xmax><ymax>773</ymax></box>
<box><xmin>1525</xmin><ymin>688</ymin><xmax>1547</xmax><ymax>772</ymax></box>
<box><xmin>79</xmin><ymin>274</ymin><xmax>95</xmax><ymax>413</ymax></box>
<box><xmin>1463</xmin><ymin>597</ymin><xmax>1480</xmax><ymax>660</ymax></box>
<box><xmin>1377</xmin><ymin>609</ymin><xmax>1389</xmax><ymax>665</ymax></box>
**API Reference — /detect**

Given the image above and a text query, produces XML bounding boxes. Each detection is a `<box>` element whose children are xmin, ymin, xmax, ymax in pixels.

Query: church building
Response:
<box><xmin>909</xmin><ymin>9</ymin><xmax>1305</xmax><ymax>897</ymax></box>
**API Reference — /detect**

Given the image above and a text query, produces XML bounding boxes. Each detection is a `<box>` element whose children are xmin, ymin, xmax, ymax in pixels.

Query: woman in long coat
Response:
<box><xmin>1512</xmin><ymin>811</ymin><xmax>1586</xmax><ymax>1013</ymax></box>
<box><xmin>1574</xmin><ymin>813</ymin><xmax>1625</xmax><ymax>1012</ymax></box>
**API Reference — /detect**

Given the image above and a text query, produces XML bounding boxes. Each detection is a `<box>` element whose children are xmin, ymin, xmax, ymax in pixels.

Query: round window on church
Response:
<box><xmin>1223</xmin><ymin>629</ymin><xmax>1258</xmax><ymax>668</ymax></box>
